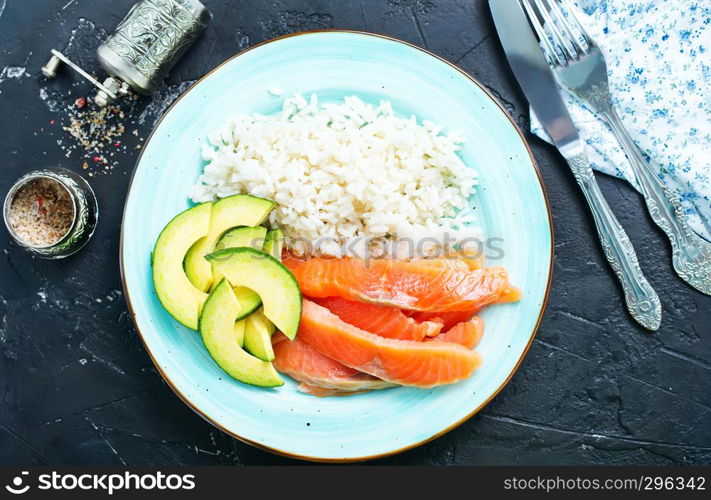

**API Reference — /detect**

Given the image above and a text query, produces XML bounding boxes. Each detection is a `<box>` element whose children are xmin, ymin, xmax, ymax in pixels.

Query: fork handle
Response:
<box><xmin>601</xmin><ymin>108</ymin><xmax>711</xmax><ymax>295</ymax></box>
<box><xmin>566</xmin><ymin>153</ymin><xmax>661</xmax><ymax>330</ymax></box>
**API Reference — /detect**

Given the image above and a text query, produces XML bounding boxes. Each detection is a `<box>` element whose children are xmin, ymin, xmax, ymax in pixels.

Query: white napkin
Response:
<box><xmin>530</xmin><ymin>0</ymin><xmax>711</xmax><ymax>240</ymax></box>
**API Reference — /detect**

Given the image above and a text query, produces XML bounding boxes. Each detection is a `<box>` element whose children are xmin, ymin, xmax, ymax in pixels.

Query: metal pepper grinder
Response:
<box><xmin>42</xmin><ymin>0</ymin><xmax>211</xmax><ymax>106</ymax></box>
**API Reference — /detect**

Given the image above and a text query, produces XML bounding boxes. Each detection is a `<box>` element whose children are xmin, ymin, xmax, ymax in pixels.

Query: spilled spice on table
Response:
<box><xmin>52</xmin><ymin>91</ymin><xmax>144</xmax><ymax>177</ymax></box>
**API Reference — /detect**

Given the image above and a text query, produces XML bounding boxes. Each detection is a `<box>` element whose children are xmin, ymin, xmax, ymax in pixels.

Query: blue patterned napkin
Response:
<box><xmin>530</xmin><ymin>0</ymin><xmax>710</xmax><ymax>240</ymax></box>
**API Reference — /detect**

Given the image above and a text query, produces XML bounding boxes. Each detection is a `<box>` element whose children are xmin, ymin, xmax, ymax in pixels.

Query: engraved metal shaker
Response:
<box><xmin>95</xmin><ymin>0</ymin><xmax>212</xmax><ymax>105</ymax></box>
<box><xmin>43</xmin><ymin>0</ymin><xmax>211</xmax><ymax>106</ymax></box>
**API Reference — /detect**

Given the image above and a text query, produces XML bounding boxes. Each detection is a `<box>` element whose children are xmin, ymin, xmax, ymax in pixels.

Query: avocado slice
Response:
<box><xmin>152</xmin><ymin>203</ymin><xmax>212</xmax><ymax>330</ymax></box>
<box><xmin>184</xmin><ymin>195</ymin><xmax>275</xmax><ymax>292</ymax></box>
<box><xmin>215</xmin><ymin>226</ymin><xmax>268</xmax><ymax>252</ymax></box>
<box><xmin>211</xmin><ymin>225</ymin><xmax>268</xmax><ymax>292</ymax></box>
<box><xmin>256</xmin><ymin>229</ymin><xmax>283</xmax><ymax>343</ymax></box>
<box><xmin>263</xmin><ymin>228</ymin><xmax>284</xmax><ymax>261</ymax></box>
<box><xmin>212</xmin><ymin>226</ymin><xmax>268</xmax><ymax>319</ymax></box>
<box><xmin>206</xmin><ymin>248</ymin><xmax>302</xmax><ymax>339</ymax></box>
<box><xmin>232</xmin><ymin>288</ymin><xmax>262</xmax><ymax>322</ymax></box>
<box><xmin>233</xmin><ymin>318</ymin><xmax>246</xmax><ymax>348</ymax></box>
<box><xmin>199</xmin><ymin>279</ymin><xmax>282</xmax><ymax>387</ymax></box>
<box><xmin>244</xmin><ymin>309</ymin><xmax>276</xmax><ymax>361</ymax></box>
<box><xmin>240</xmin><ymin>229</ymin><xmax>281</xmax><ymax>359</ymax></box>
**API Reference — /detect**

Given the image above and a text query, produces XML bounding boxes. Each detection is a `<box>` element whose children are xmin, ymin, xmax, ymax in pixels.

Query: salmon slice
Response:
<box><xmin>272</xmin><ymin>333</ymin><xmax>395</xmax><ymax>394</ymax></box>
<box><xmin>431</xmin><ymin>317</ymin><xmax>484</xmax><ymax>349</ymax></box>
<box><xmin>313</xmin><ymin>296</ymin><xmax>442</xmax><ymax>341</ymax></box>
<box><xmin>297</xmin><ymin>384</ymin><xmax>371</xmax><ymax>397</ymax></box>
<box><xmin>297</xmin><ymin>299</ymin><xmax>482</xmax><ymax>387</ymax></box>
<box><xmin>415</xmin><ymin>252</ymin><xmax>485</xmax><ymax>271</ymax></box>
<box><xmin>500</xmin><ymin>286</ymin><xmax>523</xmax><ymax>303</ymax></box>
<box><xmin>407</xmin><ymin>258</ymin><xmax>472</xmax><ymax>272</ymax></box>
<box><xmin>283</xmin><ymin>253</ymin><xmax>476</xmax><ymax>271</ymax></box>
<box><xmin>411</xmin><ymin>309</ymin><xmax>475</xmax><ymax>330</ymax></box>
<box><xmin>411</xmin><ymin>285</ymin><xmax>521</xmax><ymax>329</ymax></box>
<box><xmin>284</xmin><ymin>257</ymin><xmax>513</xmax><ymax>312</ymax></box>
<box><xmin>458</xmin><ymin>252</ymin><xmax>485</xmax><ymax>270</ymax></box>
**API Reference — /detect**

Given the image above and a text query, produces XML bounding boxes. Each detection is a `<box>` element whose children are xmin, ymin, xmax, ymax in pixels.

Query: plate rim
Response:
<box><xmin>119</xmin><ymin>29</ymin><xmax>555</xmax><ymax>463</ymax></box>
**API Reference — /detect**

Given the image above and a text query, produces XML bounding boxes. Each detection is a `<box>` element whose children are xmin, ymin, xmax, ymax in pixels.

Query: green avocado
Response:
<box><xmin>232</xmin><ymin>288</ymin><xmax>262</xmax><ymax>322</ymax></box>
<box><xmin>215</xmin><ymin>226</ymin><xmax>268</xmax><ymax>252</ymax></box>
<box><xmin>233</xmin><ymin>318</ymin><xmax>246</xmax><ymax>348</ymax></box>
<box><xmin>211</xmin><ymin>225</ymin><xmax>268</xmax><ymax>292</ymax></box>
<box><xmin>244</xmin><ymin>309</ymin><xmax>276</xmax><ymax>361</ymax></box>
<box><xmin>212</xmin><ymin>226</ymin><xmax>268</xmax><ymax>319</ymax></box>
<box><xmin>184</xmin><ymin>195</ymin><xmax>275</xmax><ymax>292</ymax></box>
<box><xmin>152</xmin><ymin>203</ymin><xmax>212</xmax><ymax>330</ymax></box>
<box><xmin>206</xmin><ymin>247</ymin><xmax>302</xmax><ymax>339</ymax></box>
<box><xmin>199</xmin><ymin>279</ymin><xmax>282</xmax><ymax>387</ymax></box>
<box><xmin>263</xmin><ymin>228</ymin><xmax>284</xmax><ymax>261</ymax></box>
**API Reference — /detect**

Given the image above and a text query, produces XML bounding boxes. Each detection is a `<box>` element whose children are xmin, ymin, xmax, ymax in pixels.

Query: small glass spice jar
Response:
<box><xmin>3</xmin><ymin>168</ymin><xmax>98</xmax><ymax>259</ymax></box>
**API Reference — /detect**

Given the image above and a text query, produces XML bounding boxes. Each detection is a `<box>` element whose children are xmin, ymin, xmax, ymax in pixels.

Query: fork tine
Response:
<box><xmin>533</xmin><ymin>0</ymin><xmax>578</xmax><ymax>63</ymax></box>
<box><xmin>548</xmin><ymin>0</ymin><xmax>588</xmax><ymax>55</ymax></box>
<box><xmin>559</xmin><ymin>0</ymin><xmax>593</xmax><ymax>47</ymax></box>
<box><xmin>519</xmin><ymin>0</ymin><xmax>566</xmax><ymax>66</ymax></box>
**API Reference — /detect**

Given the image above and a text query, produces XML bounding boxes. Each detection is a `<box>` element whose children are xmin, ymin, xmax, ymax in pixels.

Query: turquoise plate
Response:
<box><xmin>120</xmin><ymin>31</ymin><xmax>553</xmax><ymax>462</ymax></box>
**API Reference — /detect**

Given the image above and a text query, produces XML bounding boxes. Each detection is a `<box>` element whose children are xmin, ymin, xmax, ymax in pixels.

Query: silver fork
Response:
<box><xmin>523</xmin><ymin>0</ymin><xmax>711</xmax><ymax>295</ymax></box>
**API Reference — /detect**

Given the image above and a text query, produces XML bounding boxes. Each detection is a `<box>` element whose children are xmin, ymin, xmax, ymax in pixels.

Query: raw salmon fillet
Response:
<box><xmin>272</xmin><ymin>333</ymin><xmax>394</xmax><ymax>394</ymax></box>
<box><xmin>431</xmin><ymin>317</ymin><xmax>484</xmax><ymax>349</ymax></box>
<box><xmin>297</xmin><ymin>299</ymin><xmax>482</xmax><ymax>387</ymax></box>
<box><xmin>284</xmin><ymin>256</ymin><xmax>513</xmax><ymax>312</ymax></box>
<box><xmin>407</xmin><ymin>257</ymin><xmax>472</xmax><ymax>272</ymax></box>
<box><xmin>297</xmin><ymin>385</ymin><xmax>371</xmax><ymax>397</ymax></box>
<box><xmin>411</xmin><ymin>309</ymin><xmax>475</xmax><ymax>330</ymax></box>
<box><xmin>283</xmin><ymin>254</ymin><xmax>474</xmax><ymax>270</ymax></box>
<box><xmin>314</xmin><ymin>296</ymin><xmax>442</xmax><ymax>341</ymax></box>
<box><xmin>414</xmin><ymin>254</ymin><xmax>485</xmax><ymax>271</ymax></box>
<box><xmin>411</xmin><ymin>285</ymin><xmax>521</xmax><ymax>329</ymax></box>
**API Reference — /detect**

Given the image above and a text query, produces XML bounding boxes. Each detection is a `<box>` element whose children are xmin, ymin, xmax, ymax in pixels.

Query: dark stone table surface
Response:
<box><xmin>0</xmin><ymin>0</ymin><xmax>708</xmax><ymax>466</ymax></box>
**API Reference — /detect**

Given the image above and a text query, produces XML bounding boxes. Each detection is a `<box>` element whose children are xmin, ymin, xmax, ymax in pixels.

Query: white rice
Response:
<box><xmin>189</xmin><ymin>93</ymin><xmax>481</xmax><ymax>258</ymax></box>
